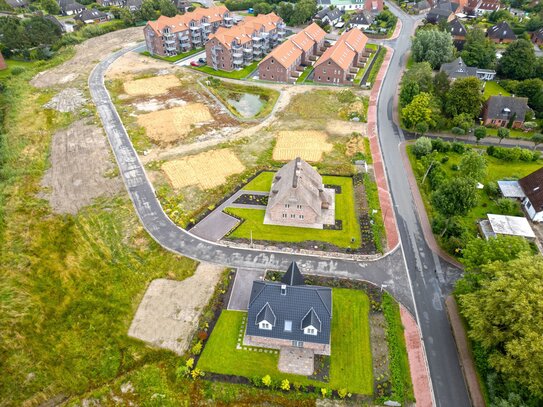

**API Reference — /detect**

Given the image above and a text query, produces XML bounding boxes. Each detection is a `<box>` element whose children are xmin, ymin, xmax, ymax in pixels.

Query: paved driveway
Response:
<box><xmin>227</xmin><ymin>268</ymin><xmax>266</xmax><ymax>311</ymax></box>
<box><xmin>189</xmin><ymin>211</ymin><xmax>239</xmax><ymax>242</ymax></box>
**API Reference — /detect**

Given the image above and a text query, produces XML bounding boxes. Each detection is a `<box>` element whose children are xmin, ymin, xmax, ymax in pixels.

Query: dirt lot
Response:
<box><xmin>40</xmin><ymin>120</ymin><xmax>123</xmax><ymax>214</ymax></box>
<box><xmin>137</xmin><ymin>104</ymin><xmax>214</xmax><ymax>144</ymax></box>
<box><xmin>124</xmin><ymin>74</ymin><xmax>181</xmax><ymax>97</ymax></box>
<box><xmin>43</xmin><ymin>88</ymin><xmax>87</xmax><ymax>113</ymax></box>
<box><xmin>273</xmin><ymin>130</ymin><xmax>333</xmax><ymax>162</ymax></box>
<box><xmin>31</xmin><ymin>27</ymin><xmax>144</xmax><ymax>88</ymax></box>
<box><xmin>127</xmin><ymin>263</ymin><xmax>224</xmax><ymax>355</ymax></box>
<box><xmin>162</xmin><ymin>148</ymin><xmax>245</xmax><ymax>190</ymax></box>
<box><xmin>106</xmin><ymin>50</ymin><xmax>174</xmax><ymax>79</ymax></box>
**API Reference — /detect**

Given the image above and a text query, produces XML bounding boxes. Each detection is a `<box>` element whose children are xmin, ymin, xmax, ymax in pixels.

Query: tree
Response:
<box><xmin>459</xmin><ymin>149</ymin><xmax>487</xmax><ymax>181</ymax></box>
<box><xmin>399</xmin><ymin>81</ymin><xmax>420</xmax><ymax>107</ymax></box>
<box><xmin>515</xmin><ymin>78</ymin><xmax>543</xmax><ymax>113</ymax></box>
<box><xmin>22</xmin><ymin>16</ymin><xmax>62</xmax><ymax>47</ymax></box>
<box><xmin>416</xmin><ymin>121</ymin><xmax>429</xmax><ymax>137</ymax></box>
<box><xmin>119</xmin><ymin>7</ymin><xmax>136</xmax><ymax>25</ymax></box>
<box><xmin>289</xmin><ymin>0</ymin><xmax>316</xmax><ymax>25</ymax></box>
<box><xmin>452</xmin><ymin>112</ymin><xmax>474</xmax><ymax>132</ymax></box>
<box><xmin>532</xmin><ymin>133</ymin><xmax>543</xmax><ymax>150</ymax></box>
<box><xmin>433</xmin><ymin>71</ymin><xmax>450</xmax><ymax>106</ymax></box>
<box><xmin>432</xmin><ymin>177</ymin><xmax>478</xmax><ymax>224</ymax></box>
<box><xmin>461</xmin><ymin>27</ymin><xmax>497</xmax><ymax>69</ymax></box>
<box><xmin>461</xmin><ymin>235</ymin><xmax>531</xmax><ymax>272</ymax></box>
<box><xmin>159</xmin><ymin>0</ymin><xmax>176</xmax><ymax>17</ymax></box>
<box><xmin>412</xmin><ymin>136</ymin><xmax>432</xmax><ymax>158</ymax></box>
<box><xmin>460</xmin><ymin>256</ymin><xmax>543</xmax><ymax>396</ymax></box>
<box><xmin>254</xmin><ymin>2</ymin><xmax>273</xmax><ymax>15</ymax></box>
<box><xmin>451</xmin><ymin>126</ymin><xmax>465</xmax><ymax>137</ymax></box>
<box><xmin>498</xmin><ymin>39</ymin><xmax>537</xmax><ymax>80</ymax></box>
<box><xmin>276</xmin><ymin>2</ymin><xmax>294</xmax><ymax>24</ymax></box>
<box><xmin>401</xmin><ymin>92</ymin><xmax>435</xmax><ymax>130</ymax></box>
<box><xmin>445</xmin><ymin>77</ymin><xmax>483</xmax><ymax>119</ymax></box>
<box><xmin>497</xmin><ymin>127</ymin><xmax>510</xmax><ymax>144</ymax></box>
<box><xmin>474</xmin><ymin>126</ymin><xmax>486</xmax><ymax>144</ymax></box>
<box><xmin>411</xmin><ymin>27</ymin><xmax>454</xmax><ymax>69</ymax></box>
<box><xmin>41</xmin><ymin>0</ymin><xmax>60</xmax><ymax>14</ymax></box>
<box><xmin>402</xmin><ymin>61</ymin><xmax>434</xmax><ymax>93</ymax></box>
<box><xmin>140</xmin><ymin>0</ymin><xmax>158</xmax><ymax>21</ymax></box>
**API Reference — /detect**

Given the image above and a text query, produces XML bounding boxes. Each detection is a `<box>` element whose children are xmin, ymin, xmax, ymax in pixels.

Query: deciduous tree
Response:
<box><xmin>401</xmin><ymin>92</ymin><xmax>436</xmax><ymax>130</ymax></box>
<box><xmin>498</xmin><ymin>39</ymin><xmax>537</xmax><ymax>80</ymax></box>
<box><xmin>461</xmin><ymin>27</ymin><xmax>496</xmax><ymax>69</ymax></box>
<box><xmin>445</xmin><ymin>77</ymin><xmax>483</xmax><ymax>119</ymax></box>
<box><xmin>432</xmin><ymin>177</ymin><xmax>478</xmax><ymax>219</ymax></box>
<box><xmin>461</xmin><ymin>235</ymin><xmax>531</xmax><ymax>272</ymax></box>
<box><xmin>497</xmin><ymin>127</ymin><xmax>510</xmax><ymax>144</ymax></box>
<box><xmin>159</xmin><ymin>0</ymin><xmax>176</xmax><ymax>17</ymax></box>
<box><xmin>41</xmin><ymin>0</ymin><xmax>61</xmax><ymax>14</ymax></box>
<box><xmin>411</xmin><ymin>28</ymin><xmax>454</xmax><ymax>69</ymax></box>
<box><xmin>459</xmin><ymin>149</ymin><xmax>487</xmax><ymax>181</ymax></box>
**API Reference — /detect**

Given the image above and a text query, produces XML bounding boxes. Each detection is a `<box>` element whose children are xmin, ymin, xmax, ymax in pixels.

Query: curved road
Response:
<box><xmin>89</xmin><ymin>5</ymin><xmax>471</xmax><ymax>405</ymax></box>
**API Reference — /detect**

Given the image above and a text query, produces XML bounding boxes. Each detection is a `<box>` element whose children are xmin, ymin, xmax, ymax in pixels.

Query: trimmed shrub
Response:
<box><xmin>412</xmin><ymin>136</ymin><xmax>433</xmax><ymax>158</ymax></box>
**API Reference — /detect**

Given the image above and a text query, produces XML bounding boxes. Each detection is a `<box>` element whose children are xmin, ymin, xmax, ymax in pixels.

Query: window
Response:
<box><xmin>290</xmin><ymin>214</ymin><xmax>296</xmax><ymax>218</ymax></box>
<box><xmin>299</xmin><ymin>215</ymin><xmax>304</xmax><ymax>219</ymax></box>
<box><xmin>296</xmin><ymin>204</ymin><xmax>302</xmax><ymax>210</ymax></box>
<box><xmin>327</xmin><ymin>61</ymin><xmax>331</xmax><ymax>65</ymax></box>
<box><xmin>282</xmin><ymin>213</ymin><xmax>287</xmax><ymax>218</ymax></box>
<box><xmin>323</xmin><ymin>69</ymin><xmax>326</xmax><ymax>74</ymax></box>
<box><xmin>259</xmin><ymin>321</ymin><xmax>272</xmax><ymax>330</ymax></box>
<box><xmin>284</xmin><ymin>204</ymin><xmax>290</xmax><ymax>208</ymax></box>
<box><xmin>304</xmin><ymin>327</ymin><xmax>317</xmax><ymax>335</ymax></box>
<box><xmin>284</xmin><ymin>320</ymin><xmax>292</xmax><ymax>332</ymax></box>
<box><xmin>271</xmin><ymin>59</ymin><xmax>274</xmax><ymax>64</ymax></box>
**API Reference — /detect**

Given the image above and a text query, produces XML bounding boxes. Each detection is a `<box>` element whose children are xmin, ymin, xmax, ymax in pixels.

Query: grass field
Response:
<box><xmin>483</xmin><ymin>81</ymin><xmax>510</xmax><ymax>99</ymax></box>
<box><xmin>354</xmin><ymin>46</ymin><xmax>378</xmax><ymax>86</ymax></box>
<box><xmin>296</xmin><ymin>66</ymin><xmax>314</xmax><ymax>84</ymax></box>
<box><xmin>226</xmin><ymin>174</ymin><xmax>361</xmax><ymax>248</ymax></box>
<box><xmin>198</xmin><ymin>289</ymin><xmax>372</xmax><ymax>394</ymax></box>
<box><xmin>193</xmin><ymin>61</ymin><xmax>259</xmax><ymax>79</ymax></box>
<box><xmin>0</xmin><ymin>59</ymin><xmax>40</xmax><ymax>79</ymax></box>
<box><xmin>141</xmin><ymin>48</ymin><xmax>203</xmax><ymax>62</ymax></box>
<box><xmin>243</xmin><ymin>171</ymin><xmax>275</xmax><ymax>191</ymax></box>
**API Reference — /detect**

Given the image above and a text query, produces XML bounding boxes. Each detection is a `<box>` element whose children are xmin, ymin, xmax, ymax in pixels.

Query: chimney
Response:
<box><xmin>281</xmin><ymin>284</ymin><xmax>287</xmax><ymax>295</ymax></box>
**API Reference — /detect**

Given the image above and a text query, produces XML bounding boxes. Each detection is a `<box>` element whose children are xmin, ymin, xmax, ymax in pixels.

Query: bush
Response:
<box><xmin>337</xmin><ymin>89</ymin><xmax>356</xmax><ymax>104</ymax></box>
<box><xmin>186</xmin><ymin>357</ymin><xmax>194</xmax><ymax>369</ymax></box>
<box><xmin>451</xmin><ymin>126</ymin><xmax>466</xmax><ymax>136</ymax></box>
<box><xmin>484</xmin><ymin>181</ymin><xmax>500</xmax><ymax>198</ymax></box>
<box><xmin>11</xmin><ymin>67</ymin><xmax>25</xmax><ymax>76</ymax></box>
<box><xmin>441</xmin><ymin>156</ymin><xmax>449</xmax><ymax>164</ymax></box>
<box><xmin>412</xmin><ymin>136</ymin><xmax>433</xmax><ymax>158</ymax></box>
<box><xmin>191</xmin><ymin>341</ymin><xmax>203</xmax><ymax>355</ymax></box>
<box><xmin>338</xmin><ymin>388</ymin><xmax>348</xmax><ymax>399</ymax></box>
<box><xmin>451</xmin><ymin>164</ymin><xmax>459</xmax><ymax>171</ymax></box>
<box><xmin>428</xmin><ymin>164</ymin><xmax>447</xmax><ymax>189</ymax></box>
<box><xmin>451</xmin><ymin>141</ymin><xmax>466</xmax><ymax>154</ymax></box>
<box><xmin>496</xmin><ymin>198</ymin><xmax>519</xmax><ymax>215</ymax></box>
<box><xmin>487</xmin><ymin>145</ymin><xmax>539</xmax><ymax>162</ymax></box>
<box><xmin>262</xmin><ymin>374</ymin><xmax>272</xmax><ymax>387</ymax></box>
<box><xmin>281</xmin><ymin>379</ymin><xmax>290</xmax><ymax>391</ymax></box>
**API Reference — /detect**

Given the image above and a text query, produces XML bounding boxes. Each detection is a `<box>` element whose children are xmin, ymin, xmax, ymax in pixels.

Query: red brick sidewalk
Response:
<box><xmin>401</xmin><ymin>307</ymin><xmax>435</xmax><ymax>407</ymax></box>
<box><xmin>367</xmin><ymin>45</ymin><xmax>400</xmax><ymax>251</ymax></box>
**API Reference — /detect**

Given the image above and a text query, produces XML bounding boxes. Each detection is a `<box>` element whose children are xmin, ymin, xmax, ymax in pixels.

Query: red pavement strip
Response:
<box><xmin>401</xmin><ymin>307</ymin><xmax>435</xmax><ymax>407</ymax></box>
<box><xmin>367</xmin><ymin>45</ymin><xmax>400</xmax><ymax>251</ymax></box>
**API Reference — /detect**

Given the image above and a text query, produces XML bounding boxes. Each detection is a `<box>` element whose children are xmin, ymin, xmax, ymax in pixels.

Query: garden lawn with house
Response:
<box><xmin>224</xmin><ymin>173</ymin><xmax>362</xmax><ymax>249</ymax></box>
<box><xmin>197</xmin><ymin>288</ymin><xmax>373</xmax><ymax>395</ymax></box>
<box><xmin>407</xmin><ymin>137</ymin><xmax>542</xmax><ymax>256</ymax></box>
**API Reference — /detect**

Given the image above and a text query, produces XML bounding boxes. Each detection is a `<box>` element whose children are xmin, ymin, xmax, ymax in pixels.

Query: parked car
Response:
<box><xmin>190</xmin><ymin>61</ymin><xmax>200</xmax><ymax>67</ymax></box>
<box><xmin>198</xmin><ymin>58</ymin><xmax>206</xmax><ymax>64</ymax></box>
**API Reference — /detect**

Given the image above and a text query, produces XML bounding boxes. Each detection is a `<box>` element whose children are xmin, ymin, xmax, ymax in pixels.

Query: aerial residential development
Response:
<box><xmin>2</xmin><ymin>0</ymin><xmax>543</xmax><ymax>405</ymax></box>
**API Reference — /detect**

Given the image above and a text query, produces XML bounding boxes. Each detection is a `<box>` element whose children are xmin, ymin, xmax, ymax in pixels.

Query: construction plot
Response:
<box><xmin>124</xmin><ymin>74</ymin><xmax>181</xmax><ymax>97</ymax></box>
<box><xmin>272</xmin><ymin>130</ymin><xmax>333</xmax><ymax>162</ymax></box>
<box><xmin>136</xmin><ymin>104</ymin><xmax>213</xmax><ymax>144</ymax></box>
<box><xmin>162</xmin><ymin>148</ymin><xmax>245</xmax><ymax>189</ymax></box>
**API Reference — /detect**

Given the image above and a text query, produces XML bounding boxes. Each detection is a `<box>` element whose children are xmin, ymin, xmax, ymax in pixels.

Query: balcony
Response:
<box><xmin>164</xmin><ymin>39</ymin><xmax>175</xmax><ymax>45</ymax></box>
<box><xmin>189</xmin><ymin>25</ymin><xmax>201</xmax><ymax>31</ymax></box>
<box><xmin>233</xmin><ymin>51</ymin><xmax>243</xmax><ymax>58</ymax></box>
<box><xmin>253</xmin><ymin>42</ymin><xmax>262</xmax><ymax>48</ymax></box>
<box><xmin>243</xmin><ymin>47</ymin><xmax>252</xmax><ymax>53</ymax></box>
<box><xmin>233</xmin><ymin>57</ymin><xmax>243</xmax><ymax>64</ymax></box>
<box><xmin>165</xmin><ymin>44</ymin><xmax>176</xmax><ymax>51</ymax></box>
<box><xmin>252</xmin><ymin>35</ymin><xmax>261</xmax><ymax>41</ymax></box>
<box><xmin>244</xmin><ymin>60</ymin><xmax>253</xmax><ymax>66</ymax></box>
<box><xmin>261</xmin><ymin>31</ymin><xmax>269</xmax><ymax>38</ymax></box>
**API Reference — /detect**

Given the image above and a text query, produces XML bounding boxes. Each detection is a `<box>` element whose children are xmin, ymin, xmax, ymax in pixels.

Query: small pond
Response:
<box><xmin>226</xmin><ymin>93</ymin><xmax>263</xmax><ymax>118</ymax></box>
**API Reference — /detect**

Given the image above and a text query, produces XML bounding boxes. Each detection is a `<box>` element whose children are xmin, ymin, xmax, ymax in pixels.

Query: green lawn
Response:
<box><xmin>354</xmin><ymin>47</ymin><xmax>378</xmax><ymax>85</ymax></box>
<box><xmin>226</xmin><ymin>174</ymin><xmax>362</xmax><ymax>249</ymax></box>
<box><xmin>192</xmin><ymin>61</ymin><xmax>259</xmax><ymax>79</ymax></box>
<box><xmin>0</xmin><ymin>59</ymin><xmax>40</xmax><ymax>79</ymax></box>
<box><xmin>140</xmin><ymin>48</ymin><xmax>203</xmax><ymax>63</ymax></box>
<box><xmin>483</xmin><ymin>81</ymin><xmax>510</xmax><ymax>99</ymax></box>
<box><xmin>198</xmin><ymin>289</ymin><xmax>373</xmax><ymax>394</ymax></box>
<box><xmin>243</xmin><ymin>171</ymin><xmax>275</xmax><ymax>191</ymax></box>
<box><xmin>366</xmin><ymin>47</ymin><xmax>386</xmax><ymax>86</ymax></box>
<box><xmin>486</xmin><ymin>127</ymin><xmax>536</xmax><ymax>140</ymax></box>
<box><xmin>296</xmin><ymin>66</ymin><xmax>314</xmax><ymax>84</ymax></box>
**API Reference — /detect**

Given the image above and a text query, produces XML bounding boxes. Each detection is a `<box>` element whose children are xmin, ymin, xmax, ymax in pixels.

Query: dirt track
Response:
<box><xmin>31</xmin><ymin>27</ymin><xmax>144</xmax><ymax>88</ymax></box>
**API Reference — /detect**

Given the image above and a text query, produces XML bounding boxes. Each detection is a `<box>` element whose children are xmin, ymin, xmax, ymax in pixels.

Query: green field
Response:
<box><xmin>226</xmin><ymin>174</ymin><xmax>362</xmax><ymax>249</ymax></box>
<box><xmin>354</xmin><ymin>46</ymin><xmax>378</xmax><ymax>86</ymax></box>
<box><xmin>296</xmin><ymin>66</ymin><xmax>314</xmax><ymax>84</ymax></box>
<box><xmin>193</xmin><ymin>61</ymin><xmax>259</xmax><ymax>79</ymax></box>
<box><xmin>198</xmin><ymin>289</ymin><xmax>373</xmax><ymax>394</ymax></box>
<box><xmin>483</xmin><ymin>81</ymin><xmax>510</xmax><ymax>99</ymax></box>
<box><xmin>0</xmin><ymin>59</ymin><xmax>41</xmax><ymax>79</ymax></box>
<box><xmin>141</xmin><ymin>48</ymin><xmax>203</xmax><ymax>62</ymax></box>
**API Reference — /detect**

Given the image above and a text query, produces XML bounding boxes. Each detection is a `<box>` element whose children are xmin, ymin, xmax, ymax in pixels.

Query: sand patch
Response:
<box><xmin>132</xmin><ymin>97</ymin><xmax>187</xmax><ymax>112</ymax></box>
<box><xmin>162</xmin><ymin>149</ymin><xmax>245</xmax><ymax>189</ymax></box>
<box><xmin>273</xmin><ymin>130</ymin><xmax>333</xmax><ymax>162</ymax></box>
<box><xmin>124</xmin><ymin>74</ymin><xmax>180</xmax><ymax>96</ymax></box>
<box><xmin>128</xmin><ymin>263</ymin><xmax>224</xmax><ymax>355</ymax></box>
<box><xmin>137</xmin><ymin>104</ymin><xmax>213</xmax><ymax>143</ymax></box>
<box><xmin>106</xmin><ymin>50</ymin><xmax>174</xmax><ymax>79</ymax></box>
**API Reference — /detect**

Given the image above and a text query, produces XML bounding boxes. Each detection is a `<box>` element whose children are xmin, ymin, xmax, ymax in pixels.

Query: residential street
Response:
<box><xmin>88</xmin><ymin>6</ymin><xmax>472</xmax><ymax>404</ymax></box>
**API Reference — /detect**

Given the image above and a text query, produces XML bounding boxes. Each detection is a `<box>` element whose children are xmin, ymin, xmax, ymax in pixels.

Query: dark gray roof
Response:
<box><xmin>349</xmin><ymin>10</ymin><xmax>374</xmax><ymax>26</ymax></box>
<box><xmin>59</xmin><ymin>0</ymin><xmax>85</xmax><ymax>12</ymax></box>
<box><xmin>301</xmin><ymin>307</ymin><xmax>322</xmax><ymax>330</ymax></box>
<box><xmin>519</xmin><ymin>167</ymin><xmax>543</xmax><ymax>213</ymax></box>
<box><xmin>44</xmin><ymin>15</ymin><xmax>64</xmax><ymax>31</ymax></box>
<box><xmin>317</xmin><ymin>0</ymin><xmax>331</xmax><ymax>5</ymax></box>
<box><xmin>315</xmin><ymin>7</ymin><xmax>343</xmax><ymax>21</ymax></box>
<box><xmin>449</xmin><ymin>17</ymin><xmax>466</xmax><ymax>37</ymax></box>
<box><xmin>256</xmin><ymin>302</ymin><xmax>277</xmax><ymax>325</ymax></box>
<box><xmin>77</xmin><ymin>8</ymin><xmax>108</xmax><ymax>21</ymax></box>
<box><xmin>485</xmin><ymin>95</ymin><xmax>529</xmax><ymax>122</ymax></box>
<box><xmin>5</xmin><ymin>0</ymin><xmax>28</xmax><ymax>7</ymax></box>
<box><xmin>426</xmin><ymin>4</ymin><xmax>452</xmax><ymax>23</ymax></box>
<box><xmin>415</xmin><ymin>0</ymin><xmax>431</xmax><ymax>10</ymax></box>
<box><xmin>282</xmin><ymin>262</ymin><xmax>305</xmax><ymax>286</ymax></box>
<box><xmin>246</xmin><ymin>278</ymin><xmax>332</xmax><ymax>345</ymax></box>
<box><xmin>126</xmin><ymin>0</ymin><xmax>142</xmax><ymax>8</ymax></box>
<box><xmin>487</xmin><ymin>21</ymin><xmax>517</xmax><ymax>40</ymax></box>
<box><xmin>440</xmin><ymin>57</ymin><xmax>478</xmax><ymax>78</ymax></box>
<box><xmin>534</xmin><ymin>28</ymin><xmax>543</xmax><ymax>41</ymax></box>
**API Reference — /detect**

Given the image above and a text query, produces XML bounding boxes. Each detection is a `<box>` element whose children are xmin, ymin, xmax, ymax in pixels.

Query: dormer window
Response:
<box><xmin>304</xmin><ymin>326</ymin><xmax>317</xmax><ymax>335</ymax></box>
<box><xmin>259</xmin><ymin>321</ymin><xmax>272</xmax><ymax>330</ymax></box>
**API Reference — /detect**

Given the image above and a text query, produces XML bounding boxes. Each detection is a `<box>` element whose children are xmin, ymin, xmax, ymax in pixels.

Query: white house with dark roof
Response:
<box><xmin>314</xmin><ymin>6</ymin><xmax>344</xmax><ymax>26</ymax></box>
<box><xmin>264</xmin><ymin>157</ymin><xmax>335</xmax><ymax>228</ymax></box>
<box><xmin>519</xmin><ymin>167</ymin><xmax>543</xmax><ymax>222</ymax></box>
<box><xmin>244</xmin><ymin>262</ymin><xmax>332</xmax><ymax>357</ymax></box>
<box><xmin>440</xmin><ymin>57</ymin><xmax>496</xmax><ymax>81</ymax></box>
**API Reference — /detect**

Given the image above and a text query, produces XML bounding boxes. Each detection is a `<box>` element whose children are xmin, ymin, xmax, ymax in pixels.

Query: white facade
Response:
<box><xmin>523</xmin><ymin>198</ymin><xmax>543</xmax><ymax>222</ymax></box>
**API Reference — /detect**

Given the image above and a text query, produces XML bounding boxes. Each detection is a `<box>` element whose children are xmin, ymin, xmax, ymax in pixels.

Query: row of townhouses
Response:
<box><xmin>258</xmin><ymin>23</ymin><xmax>327</xmax><ymax>83</ymax></box>
<box><xmin>144</xmin><ymin>6</ymin><xmax>234</xmax><ymax>57</ymax></box>
<box><xmin>205</xmin><ymin>13</ymin><xmax>286</xmax><ymax>72</ymax></box>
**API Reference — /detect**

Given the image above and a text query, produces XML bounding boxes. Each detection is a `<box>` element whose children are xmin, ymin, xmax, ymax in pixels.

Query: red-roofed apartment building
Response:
<box><xmin>205</xmin><ymin>13</ymin><xmax>285</xmax><ymax>71</ymax></box>
<box><xmin>144</xmin><ymin>6</ymin><xmax>233</xmax><ymax>57</ymax></box>
<box><xmin>313</xmin><ymin>28</ymin><xmax>369</xmax><ymax>85</ymax></box>
<box><xmin>258</xmin><ymin>22</ymin><xmax>326</xmax><ymax>83</ymax></box>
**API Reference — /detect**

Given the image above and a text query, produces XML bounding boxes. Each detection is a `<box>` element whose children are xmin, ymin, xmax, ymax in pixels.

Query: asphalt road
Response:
<box><xmin>376</xmin><ymin>4</ymin><xmax>471</xmax><ymax>406</ymax></box>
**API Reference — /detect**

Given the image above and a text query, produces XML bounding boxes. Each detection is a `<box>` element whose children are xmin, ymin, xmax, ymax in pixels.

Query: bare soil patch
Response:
<box><xmin>40</xmin><ymin>120</ymin><xmax>123</xmax><ymax>214</ymax></box>
<box><xmin>31</xmin><ymin>27</ymin><xmax>144</xmax><ymax>88</ymax></box>
<box><xmin>346</xmin><ymin>135</ymin><xmax>366</xmax><ymax>156</ymax></box>
<box><xmin>127</xmin><ymin>263</ymin><xmax>224</xmax><ymax>355</ymax></box>
<box><xmin>162</xmin><ymin>149</ymin><xmax>245</xmax><ymax>189</ymax></box>
<box><xmin>132</xmin><ymin>97</ymin><xmax>187</xmax><ymax>112</ymax></box>
<box><xmin>123</xmin><ymin>74</ymin><xmax>180</xmax><ymax>97</ymax></box>
<box><xmin>325</xmin><ymin>119</ymin><xmax>367</xmax><ymax>136</ymax></box>
<box><xmin>273</xmin><ymin>130</ymin><xmax>333</xmax><ymax>162</ymax></box>
<box><xmin>136</xmin><ymin>104</ymin><xmax>213</xmax><ymax>144</ymax></box>
<box><xmin>43</xmin><ymin>88</ymin><xmax>86</xmax><ymax>113</ymax></box>
<box><xmin>105</xmin><ymin>50</ymin><xmax>174</xmax><ymax>79</ymax></box>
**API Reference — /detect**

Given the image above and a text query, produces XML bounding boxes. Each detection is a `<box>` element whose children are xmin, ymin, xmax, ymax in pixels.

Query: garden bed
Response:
<box><xmin>233</xmin><ymin>193</ymin><xmax>269</xmax><ymax>206</ymax></box>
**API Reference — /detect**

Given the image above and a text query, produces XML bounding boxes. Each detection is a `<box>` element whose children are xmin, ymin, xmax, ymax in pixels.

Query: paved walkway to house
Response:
<box><xmin>278</xmin><ymin>347</ymin><xmax>315</xmax><ymax>376</ymax></box>
<box><xmin>227</xmin><ymin>268</ymin><xmax>266</xmax><ymax>311</ymax></box>
<box><xmin>189</xmin><ymin>189</ymin><xmax>268</xmax><ymax>242</ymax></box>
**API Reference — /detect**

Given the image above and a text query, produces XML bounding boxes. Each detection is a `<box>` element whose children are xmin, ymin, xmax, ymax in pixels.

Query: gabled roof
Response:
<box><xmin>59</xmin><ymin>0</ymin><xmax>84</xmax><ymax>11</ymax></box>
<box><xmin>301</xmin><ymin>307</ymin><xmax>322</xmax><ymax>330</ymax></box>
<box><xmin>449</xmin><ymin>17</ymin><xmax>466</xmax><ymax>37</ymax></box>
<box><xmin>478</xmin><ymin>0</ymin><xmax>500</xmax><ymax>10</ymax></box>
<box><xmin>440</xmin><ymin>56</ymin><xmax>478</xmax><ymax>78</ymax></box>
<box><xmin>485</xmin><ymin>95</ymin><xmax>529</xmax><ymax>122</ymax></box>
<box><xmin>349</xmin><ymin>10</ymin><xmax>374</xmax><ymax>25</ymax></box>
<box><xmin>77</xmin><ymin>8</ymin><xmax>108</xmax><ymax>21</ymax></box>
<box><xmin>281</xmin><ymin>262</ymin><xmax>305</xmax><ymax>286</ymax></box>
<box><xmin>256</xmin><ymin>302</ymin><xmax>277</xmax><ymax>325</ymax></box>
<box><xmin>304</xmin><ymin>22</ymin><xmax>327</xmax><ymax>43</ymax></box>
<box><xmin>426</xmin><ymin>4</ymin><xmax>453</xmax><ymax>22</ymax></box>
<box><xmin>519</xmin><ymin>167</ymin><xmax>543</xmax><ymax>213</ymax></box>
<box><xmin>146</xmin><ymin>6</ymin><xmax>229</xmax><ymax>35</ymax></box>
<box><xmin>44</xmin><ymin>15</ymin><xmax>64</xmax><ymax>31</ymax></box>
<box><xmin>267</xmin><ymin>158</ymin><xmax>330</xmax><ymax>216</ymax></box>
<box><xmin>315</xmin><ymin>6</ymin><xmax>343</xmax><ymax>21</ymax></box>
<box><xmin>209</xmin><ymin>13</ymin><xmax>283</xmax><ymax>49</ymax></box>
<box><xmin>487</xmin><ymin>21</ymin><xmax>516</xmax><ymax>40</ymax></box>
<box><xmin>247</xmin><ymin>275</ymin><xmax>332</xmax><ymax>344</ymax></box>
<box><xmin>291</xmin><ymin>30</ymin><xmax>317</xmax><ymax>52</ymax></box>
<box><xmin>315</xmin><ymin>28</ymin><xmax>367</xmax><ymax>70</ymax></box>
